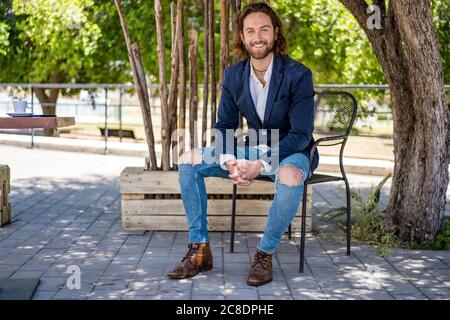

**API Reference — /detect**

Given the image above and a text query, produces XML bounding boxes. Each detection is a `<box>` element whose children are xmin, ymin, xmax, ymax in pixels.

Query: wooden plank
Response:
<box><xmin>123</xmin><ymin>215</ymin><xmax>311</xmax><ymax>232</ymax></box>
<box><xmin>0</xmin><ymin>165</ymin><xmax>11</xmax><ymax>227</ymax></box>
<box><xmin>120</xmin><ymin>167</ymin><xmax>275</xmax><ymax>194</ymax></box>
<box><xmin>122</xmin><ymin>199</ymin><xmax>312</xmax><ymax>217</ymax></box>
<box><xmin>122</xmin><ymin>194</ymin><xmax>145</xmax><ymax>200</ymax></box>
<box><xmin>0</xmin><ymin>117</ymin><xmax>75</xmax><ymax>129</ymax></box>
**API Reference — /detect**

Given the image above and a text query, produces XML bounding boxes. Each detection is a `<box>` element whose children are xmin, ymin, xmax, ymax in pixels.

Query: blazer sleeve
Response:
<box><xmin>214</xmin><ymin>68</ymin><xmax>240</xmax><ymax>160</ymax></box>
<box><xmin>261</xmin><ymin>67</ymin><xmax>315</xmax><ymax>164</ymax></box>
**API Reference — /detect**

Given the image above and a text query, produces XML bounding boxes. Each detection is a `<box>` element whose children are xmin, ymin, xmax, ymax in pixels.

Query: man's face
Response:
<box><xmin>240</xmin><ymin>12</ymin><xmax>277</xmax><ymax>60</ymax></box>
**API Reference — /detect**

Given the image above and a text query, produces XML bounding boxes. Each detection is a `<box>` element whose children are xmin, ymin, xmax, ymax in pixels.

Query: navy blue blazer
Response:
<box><xmin>214</xmin><ymin>55</ymin><xmax>319</xmax><ymax>173</ymax></box>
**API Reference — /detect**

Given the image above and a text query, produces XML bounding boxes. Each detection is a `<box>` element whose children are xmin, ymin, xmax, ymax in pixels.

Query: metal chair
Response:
<box><xmin>229</xmin><ymin>91</ymin><xmax>358</xmax><ymax>273</ymax></box>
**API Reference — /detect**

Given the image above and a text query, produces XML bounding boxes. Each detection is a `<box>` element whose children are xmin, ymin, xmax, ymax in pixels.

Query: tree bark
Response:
<box><xmin>189</xmin><ymin>29</ymin><xmax>199</xmax><ymax>150</ymax></box>
<box><xmin>114</xmin><ymin>0</ymin><xmax>158</xmax><ymax>170</ymax></box>
<box><xmin>168</xmin><ymin>1</ymin><xmax>180</xmax><ymax>169</ymax></box>
<box><xmin>34</xmin><ymin>74</ymin><xmax>63</xmax><ymax>137</ymax></box>
<box><xmin>177</xmin><ymin>0</ymin><xmax>187</xmax><ymax>159</ymax></box>
<box><xmin>202</xmin><ymin>0</ymin><xmax>209</xmax><ymax>148</ymax></box>
<box><xmin>219</xmin><ymin>0</ymin><xmax>230</xmax><ymax>88</ymax></box>
<box><xmin>340</xmin><ymin>0</ymin><xmax>448</xmax><ymax>242</ymax></box>
<box><xmin>155</xmin><ymin>0</ymin><xmax>171</xmax><ymax>171</ymax></box>
<box><xmin>209</xmin><ymin>0</ymin><xmax>217</xmax><ymax>144</ymax></box>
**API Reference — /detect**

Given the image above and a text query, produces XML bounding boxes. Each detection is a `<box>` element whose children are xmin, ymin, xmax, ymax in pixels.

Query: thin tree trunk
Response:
<box><xmin>219</xmin><ymin>0</ymin><xmax>229</xmax><ymax>88</ymax></box>
<box><xmin>131</xmin><ymin>43</ymin><xmax>159</xmax><ymax>170</ymax></box>
<box><xmin>177</xmin><ymin>0</ymin><xmax>187</xmax><ymax>159</ymax></box>
<box><xmin>231</xmin><ymin>0</ymin><xmax>239</xmax><ymax>46</ymax></box>
<box><xmin>340</xmin><ymin>0</ymin><xmax>448</xmax><ymax>242</ymax></box>
<box><xmin>209</xmin><ymin>0</ymin><xmax>217</xmax><ymax>143</ymax></box>
<box><xmin>34</xmin><ymin>74</ymin><xmax>63</xmax><ymax>137</ymax></box>
<box><xmin>155</xmin><ymin>0</ymin><xmax>171</xmax><ymax>171</ymax></box>
<box><xmin>114</xmin><ymin>0</ymin><xmax>158</xmax><ymax>170</ymax></box>
<box><xmin>168</xmin><ymin>1</ymin><xmax>180</xmax><ymax>169</ymax></box>
<box><xmin>202</xmin><ymin>0</ymin><xmax>209</xmax><ymax>148</ymax></box>
<box><xmin>189</xmin><ymin>29</ymin><xmax>199</xmax><ymax>150</ymax></box>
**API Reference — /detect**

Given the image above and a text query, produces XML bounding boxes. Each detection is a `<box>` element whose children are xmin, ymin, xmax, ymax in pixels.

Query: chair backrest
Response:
<box><xmin>313</xmin><ymin>91</ymin><xmax>358</xmax><ymax>146</ymax></box>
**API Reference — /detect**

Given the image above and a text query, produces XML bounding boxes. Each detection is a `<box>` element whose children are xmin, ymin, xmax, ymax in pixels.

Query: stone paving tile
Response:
<box><xmin>392</xmin><ymin>293</ymin><xmax>429</xmax><ymax>300</ymax></box>
<box><xmin>223</xmin><ymin>288</ymin><xmax>259</xmax><ymax>300</ymax></box>
<box><xmin>1</xmin><ymin>173</ymin><xmax>449</xmax><ymax>301</ymax></box>
<box><xmin>32</xmin><ymin>291</ymin><xmax>58</xmax><ymax>300</ymax></box>
<box><xmin>290</xmin><ymin>287</ymin><xmax>328</xmax><ymax>300</ymax></box>
<box><xmin>191</xmin><ymin>294</ymin><xmax>226</xmax><ymax>300</ymax></box>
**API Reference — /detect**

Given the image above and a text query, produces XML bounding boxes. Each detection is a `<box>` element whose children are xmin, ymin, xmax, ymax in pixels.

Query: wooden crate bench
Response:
<box><xmin>0</xmin><ymin>164</ymin><xmax>11</xmax><ymax>227</ymax></box>
<box><xmin>120</xmin><ymin>167</ymin><xmax>312</xmax><ymax>233</ymax></box>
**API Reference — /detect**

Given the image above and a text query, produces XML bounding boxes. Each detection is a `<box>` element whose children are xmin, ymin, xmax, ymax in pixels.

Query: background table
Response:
<box><xmin>0</xmin><ymin>117</ymin><xmax>75</xmax><ymax>129</ymax></box>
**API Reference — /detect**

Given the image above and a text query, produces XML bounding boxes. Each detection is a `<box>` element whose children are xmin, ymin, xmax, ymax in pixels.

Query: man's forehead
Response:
<box><xmin>243</xmin><ymin>12</ymin><xmax>273</xmax><ymax>29</ymax></box>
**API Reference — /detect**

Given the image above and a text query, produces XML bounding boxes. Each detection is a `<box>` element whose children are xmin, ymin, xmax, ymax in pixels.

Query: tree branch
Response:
<box><xmin>339</xmin><ymin>0</ymin><xmax>388</xmax><ymax>41</ymax></box>
<box><xmin>339</xmin><ymin>0</ymin><xmax>370</xmax><ymax>32</ymax></box>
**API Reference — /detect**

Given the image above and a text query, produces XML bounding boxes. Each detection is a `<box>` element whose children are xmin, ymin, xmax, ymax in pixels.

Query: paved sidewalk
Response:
<box><xmin>0</xmin><ymin>145</ymin><xmax>449</xmax><ymax>300</ymax></box>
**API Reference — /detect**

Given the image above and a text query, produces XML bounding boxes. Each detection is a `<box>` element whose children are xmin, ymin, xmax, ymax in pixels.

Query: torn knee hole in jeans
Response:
<box><xmin>179</xmin><ymin>149</ymin><xmax>203</xmax><ymax>166</ymax></box>
<box><xmin>276</xmin><ymin>164</ymin><xmax>304</xmax><ymax>187</ymax></box>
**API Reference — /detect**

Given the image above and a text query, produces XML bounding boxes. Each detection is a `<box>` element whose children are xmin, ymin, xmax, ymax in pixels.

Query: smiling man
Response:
<box><xmin>168</xmin><ymin>2</ymin><xmax>319</xmax><ymax>286</ymax></box>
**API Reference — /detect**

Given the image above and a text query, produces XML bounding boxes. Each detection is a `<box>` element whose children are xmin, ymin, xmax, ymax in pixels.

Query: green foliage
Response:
<box><xmin>407</xmin><ymin>216</ymin><xmax>450</xmax><ymax>251</ymax></box>
<box><xmin>432</xmin><ymin>0</ymin><xmax>450</xmax><ymax>84</ymax></box>
<box><xmin>0</xmin><ymin>0</ymin><xmax>101</xmax><ymax>82</ymax></box>
<box><xmin>0</xmin><ymin>22</ymin><xmax>9</xmax><ymax>56</ymax></box>
<box><xmin>0</xmin><ymin>0</ymin><xmax>448</xmax><ymax>87</ymax></box>
<box><xmin>271</xmin><ymin>0</ymin><xmax>386</xmax><ymax>85</ymax></box>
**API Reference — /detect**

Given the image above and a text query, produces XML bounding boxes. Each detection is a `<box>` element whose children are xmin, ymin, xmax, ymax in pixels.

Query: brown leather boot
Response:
<box><xmin>167</xmin><ymin>242</ymin><xmax>213</xmax><ymax>279</ymax></box>
<box><xmin>247</xmin><ymin>249</ymin><xmax>273</xmax><ymax>286</ymax></box>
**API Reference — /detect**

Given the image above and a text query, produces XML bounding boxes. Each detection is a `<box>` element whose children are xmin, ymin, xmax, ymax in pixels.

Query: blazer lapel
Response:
<box><xmin>263</xmin><ymin>56</ymin><xmax>284</xmax><ymax>127</ymax></box>
<box><xmin>242</xmin><ymin>60</ymin><xmax>263</xmax><ymax>128</ymax></box>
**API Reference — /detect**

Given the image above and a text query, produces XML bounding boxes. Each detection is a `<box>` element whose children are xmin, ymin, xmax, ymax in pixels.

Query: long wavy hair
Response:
<box><xmin>233</xmin><ymin>2</ymin><xmax>288</xmax><ymax>61</ymax></box>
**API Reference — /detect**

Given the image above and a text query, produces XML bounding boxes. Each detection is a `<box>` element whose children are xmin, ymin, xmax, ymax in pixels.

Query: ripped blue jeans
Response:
<box><xmin>178</xmin><ymin>146</ymin><xmax>310</xmax><ymax>254</ymax></box>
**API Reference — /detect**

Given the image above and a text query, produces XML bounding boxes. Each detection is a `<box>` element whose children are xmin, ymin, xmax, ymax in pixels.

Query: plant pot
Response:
<box><xmin>120</xmin><ymin>167</ymin><xmax>312</xmax><ymax>233</ymax></box>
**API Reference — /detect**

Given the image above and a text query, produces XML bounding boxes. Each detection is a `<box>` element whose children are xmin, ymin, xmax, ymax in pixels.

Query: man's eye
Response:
<box><xmin>261</xmin><ymin>29</ymin><xmax>268</xmax><ymax>32</ymax></box>
<box><xmin>247</xmin><ymin>30</ymin><xmax>254</xmax><ymax>34</ymax></box>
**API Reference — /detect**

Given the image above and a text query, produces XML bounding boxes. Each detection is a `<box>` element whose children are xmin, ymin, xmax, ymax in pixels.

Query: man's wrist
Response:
<box><xmin>256</xmin><ymin>160</ymin><xmax>264</xmax><ymax>173</ymax></box>
<box><xmin>258</xmin><ymin>159</ymin><xmax>272</xmax><ymax>173</ymax></box>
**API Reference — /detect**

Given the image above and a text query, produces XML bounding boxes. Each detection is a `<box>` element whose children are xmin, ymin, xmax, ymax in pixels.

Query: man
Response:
<box><xmin>167</xmin><ymin>2</ymin><xmax>319</xmax><ymax>286</ymax></box>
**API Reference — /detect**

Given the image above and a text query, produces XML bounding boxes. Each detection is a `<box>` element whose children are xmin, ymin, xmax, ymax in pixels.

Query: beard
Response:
<box><xmin>244</xmin><ymin>39</ymin><xmax>275</xmax><ymax>60</ymax></box>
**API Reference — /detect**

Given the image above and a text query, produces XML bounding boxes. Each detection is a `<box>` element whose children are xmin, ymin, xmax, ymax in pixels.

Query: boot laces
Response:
<box><xmin>252</xmin><ymin>250</ymin><xmax>269</xmax><ymax>269</ymax></box>
<box><xmin>182</xmin><ymin>243</ymin><xmax>199</xmax><ymax>262</ymax></box>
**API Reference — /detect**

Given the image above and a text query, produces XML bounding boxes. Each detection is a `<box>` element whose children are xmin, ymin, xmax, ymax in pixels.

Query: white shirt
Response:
<box><xmin>219</xmin><ymin>56</ymin><xmax>274</xmax><ymax>173</ymax></box>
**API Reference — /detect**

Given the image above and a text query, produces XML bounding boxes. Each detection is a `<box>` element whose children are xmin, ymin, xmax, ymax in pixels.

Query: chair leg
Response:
<box><xmin>299</xmin><ymin>183</ymin><xmax>308</xmax><ymax>273</ymax></box>
<box><xmin>230</xmin><ymin>184</ymin><xmax>237</xmax><ymax>253</ymax></box>
<box><xmin>288</xmin><ymin>224</ymin><xmax>292</xmax><ymax>240</ymax></box>
<box><xmin>344</xmin><ymin>178</ymin><xmax>351</xmax><ymax>256</ymax></box>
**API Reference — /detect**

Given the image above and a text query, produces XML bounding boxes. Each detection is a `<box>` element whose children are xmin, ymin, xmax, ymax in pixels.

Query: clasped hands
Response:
<box><xmin>225</xmin><ymin>159</ymin><xmax>263</xmax><ymax>186</ymax></box>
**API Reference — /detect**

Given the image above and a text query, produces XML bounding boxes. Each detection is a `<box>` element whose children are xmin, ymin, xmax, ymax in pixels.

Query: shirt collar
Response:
<box><xmin>250</xmin><ymin>54</ymin><xmax>274</xmax><ymax>84</ymax></box>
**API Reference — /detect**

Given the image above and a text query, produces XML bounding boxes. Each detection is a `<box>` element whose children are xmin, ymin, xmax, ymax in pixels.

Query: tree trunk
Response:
<box><xmin>340</xmin><ymin>0</ymin><xmax>448</xmax><ymax>242</ymax></box>
<box><xmin>202</xmin><ymin>0</ymin><xmax>209</xmax><ymax>148</ymax></box>
<box><xmin>34</xmin><ymin>74</ymin><xmax>63</xmax><ymax>137</ymax></box>
<box><xmin>155</xmin><ymin>0</ymin><xmax>171</xmax><ymax>171</ymax></box>
<box><xmin>209</xmin><ymin>0</ymin><xmax>217</xmax><ymax>144</ymax></box>
<box><xmin>114</xmin><ymin>0</ymin><xmax>158</xmax><ymax>170</ymax></box>
<box><xmin>189</xmin><ymin>29</ymin><xmax>199</xmax><ymax>150</ymax></box>
<box><xmin>168</xmin><ymin>1</ymin><xmax>180</xmax><ymax>169</ymax></box>
<box><xmin>177</xmin><ymin>0</ymin><xmax>187</xmax><ymax>159</ymax></box>
<box><xmin>219</xmin><ymin>0</ymin><xmax>229</xmax><ymax>87</ymax></box>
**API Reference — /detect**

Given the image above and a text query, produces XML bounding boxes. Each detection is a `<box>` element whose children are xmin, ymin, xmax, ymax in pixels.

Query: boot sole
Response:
<box><xmin>247</xmin><ymin>277</ymin><xmax>273</xmax><ymax>286</ymax></box>
<box><xmin>167</xmin><ymin>265</ymin><xmax>213</xmax><ymax>279</ymax></box>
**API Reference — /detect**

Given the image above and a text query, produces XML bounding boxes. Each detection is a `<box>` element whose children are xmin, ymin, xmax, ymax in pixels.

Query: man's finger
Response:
<box><xmin>229</xmin><ymin>172</ymin><xmax>241</xmax><ymax>179</ymax></box>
